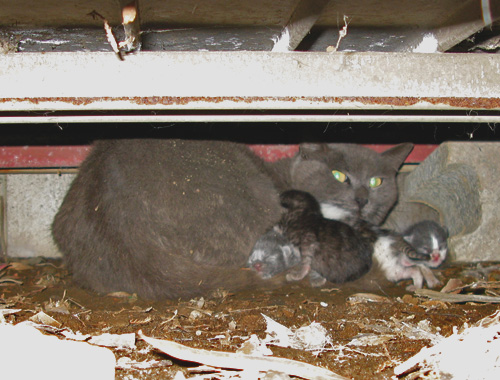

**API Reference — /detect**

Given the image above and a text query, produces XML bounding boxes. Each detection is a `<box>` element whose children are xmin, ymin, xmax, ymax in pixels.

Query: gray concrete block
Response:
<box><xmin>388</xmin><ymin>142</ymin><xmax>500</xmax><ymax>262</ymax></box>
<box><xmin>4</xmin><ymin>173</ymin><xmax>75</xmax><ymax>258</ymax></box>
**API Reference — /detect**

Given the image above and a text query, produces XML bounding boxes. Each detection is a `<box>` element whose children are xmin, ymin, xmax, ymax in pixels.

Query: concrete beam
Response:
<box><xmin>273</xmin><ymin>0</ymin><xmax>331</xmax><ymax>51</ymax></box>
<box><xmin>433</xmin><ymin>0</ymin><xmax>500</xmax><ymax>52</ymax></box>
<box><xmin>0</xmin><ymin>51</ymin><xmax>499</xmax><ymax>111</ymax></box>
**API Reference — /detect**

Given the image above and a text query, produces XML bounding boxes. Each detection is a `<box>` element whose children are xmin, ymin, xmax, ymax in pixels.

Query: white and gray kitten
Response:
<box><xmin>403</xmin><ymin>220</ymin><xmax>448</xmax><ymax>268</ymax></box>
<box><xmin>374</xmin><ymin>220</ymin><xmax>448</xmax><ymax>290</ymax></box>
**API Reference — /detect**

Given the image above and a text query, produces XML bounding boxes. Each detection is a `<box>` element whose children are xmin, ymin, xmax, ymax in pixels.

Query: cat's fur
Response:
<box><xmin>373</xmin><ymin>220</ymin><xmax>448</xmax><ymax>290</ymax></box>
<box><xmin>275</xmin><ymin>189</ymin><xmax>375</xmax><ymax>287</ymax></box>
<box><xmin>52</xmin><ymin>139</ymin><xmax>412</xmax><ymax>299</ymax></box>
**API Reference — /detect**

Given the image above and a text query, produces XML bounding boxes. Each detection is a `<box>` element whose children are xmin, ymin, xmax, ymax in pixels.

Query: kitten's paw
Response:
<box><xmin>406</xmin><ymin>284</ymin><xmax>419</xmax><ymax>292</ymax></box>
<box><xmin>309</xmin><ymin>276</ymin><xmax>327</xmax><ymax>287</ymax></box>
<box><xmin>309</xmin><ymin>270</ymin><xmax>327</xmax><ymax>287</ymax></box>
<box><xmin>420</xmin><ymin>265</ymin><xmax>442</xmax><ymax>288</ymax></box>
<box><xmin>285</xmin><ymin>264</ymin><xmax>310</xmax><ymax>282</ymax></box>
<box><xmin>426</xmin><ymin>277</ymin><xmax>442</xmax><ymax>289</ymax></box>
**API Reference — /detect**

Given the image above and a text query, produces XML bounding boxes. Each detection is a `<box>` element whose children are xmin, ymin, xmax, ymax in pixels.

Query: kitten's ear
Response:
<box><xmin>381</xmin><ymin>143</ymin><xmax>414</xmax><ymax>171</ymax></box>
<box><xmin>298</xmin><ymin>143</ymin><xmax>327</xmax><ymax>159</ymax></box>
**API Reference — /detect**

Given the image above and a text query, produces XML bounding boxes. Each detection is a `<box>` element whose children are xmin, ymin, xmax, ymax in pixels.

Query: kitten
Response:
<box><xmin>52</xmin><ymin>140</ymin><xmax>412</xmax><ymax>299</ymax></box>
<box><xmin>246</xmin><ymin>227</ymin><xmax>301</xmax><ymax>280</ymax></box>
<box><xmin>403</xmin><ymin>220</ymin><xmax>448</xmax><ymax>268</ymax></box>
<box><xmin>373</xmin><ymin>220</ymin><xmax>448</xmax><ymax>290</ymax></box>
<box><xmin>249</xmin><ymin>190</ymin><xmax>375</xmax><ymax>287</ymax></box>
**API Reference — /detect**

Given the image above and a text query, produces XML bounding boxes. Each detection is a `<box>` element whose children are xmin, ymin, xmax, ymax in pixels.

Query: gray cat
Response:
<box><xmin>52</xmin><ymin>139</ymin><xmax>412</xmax><ymax>299</ymax></box>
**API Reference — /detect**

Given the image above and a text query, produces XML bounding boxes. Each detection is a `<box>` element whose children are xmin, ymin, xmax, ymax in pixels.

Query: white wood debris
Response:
<box><xmin>395</xmin><ymin>311</ymin><xmax>500</xmax><ymax>379</ymax></box>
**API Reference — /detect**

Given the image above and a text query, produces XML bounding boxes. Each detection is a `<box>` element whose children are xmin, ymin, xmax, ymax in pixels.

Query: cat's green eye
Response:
<box><xmin>369</xmin><ymin>177</ymin><xmax>383</xmax><ymax>188</ymax></box>
<box><xmin>332</xmin><ymin>170</ymin><xmax>347</xmax><ymax>183</ymax></box>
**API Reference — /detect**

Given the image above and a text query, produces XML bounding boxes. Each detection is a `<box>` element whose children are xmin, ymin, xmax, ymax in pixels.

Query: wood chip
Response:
<box><xmin>415</xmin><ymin>288</ymin><xmax>500</xmax><ymax>303</ymax></box>
<box><xmin>138</xmin><ymin>331</ymin><xmax>347</xmax><ymax>380</ymax></box>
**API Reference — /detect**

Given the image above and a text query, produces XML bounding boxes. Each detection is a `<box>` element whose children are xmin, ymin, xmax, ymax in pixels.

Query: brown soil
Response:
<box><xmin>1</xmin><ymin>259</ymin><xmax>500</xmax><ymax>379</ymax></box>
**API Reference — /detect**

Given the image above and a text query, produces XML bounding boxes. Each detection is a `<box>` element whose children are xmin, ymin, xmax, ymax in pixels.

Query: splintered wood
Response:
<box><xmin>138</xmin><ymin>330</ymin><xmax>347</xmax><ymax>380</ymax></box>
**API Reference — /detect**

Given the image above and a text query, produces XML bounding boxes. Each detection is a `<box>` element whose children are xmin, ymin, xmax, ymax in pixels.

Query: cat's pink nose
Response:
<box><xmin>253</xmin><ymin>263</ymin><xmax>262</xmax><ymax>272</ymax></box>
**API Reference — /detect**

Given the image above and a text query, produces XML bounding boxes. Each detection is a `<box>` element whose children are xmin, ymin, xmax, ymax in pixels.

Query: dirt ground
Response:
<box><xmin>1</xmin><ymin>258</ymin><xmax>500</xmax><ymax>379</ymax></box>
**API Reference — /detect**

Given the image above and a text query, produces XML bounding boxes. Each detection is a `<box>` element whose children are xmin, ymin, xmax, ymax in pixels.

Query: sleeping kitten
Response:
<box><xmin>373</xmin><ymin>220</ymin><xmax>448</xmax><ymax>290</ymax></box>
<box><xmin>246</xmin><ymin>227</ymin><xmax>301</xmax><ymax>279</ymax></box>
<box><xmin>249</xmin><ymin>189</ymin><xmax>375</xmax><ymax>287</ymax></box>
<box><xmin>52</xmin><ymin>140</ymin><xmax>412</xmax><ymax>299</ymax></box>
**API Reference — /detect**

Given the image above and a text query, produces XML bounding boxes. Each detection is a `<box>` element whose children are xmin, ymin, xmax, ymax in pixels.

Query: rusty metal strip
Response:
<box><xmin>1</xmin><ymin>96</ymin><xmax>500</xmax><ymax>110</ymax></box>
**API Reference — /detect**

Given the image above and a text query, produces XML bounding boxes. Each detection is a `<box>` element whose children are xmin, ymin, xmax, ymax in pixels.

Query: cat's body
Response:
<box><xmin>275</xmin><ymin>190</ymin><xmax>375</xmax><ymax>287</ymax></box>
<box><xmin>373</xmin><ymin>220</ymin><xmax>448</xmax><ymax>290</ymax></box>
<box><xmin>52</xmin><ymin>139</ymin><xmax>412</xmax><ymax>299</ymax></box>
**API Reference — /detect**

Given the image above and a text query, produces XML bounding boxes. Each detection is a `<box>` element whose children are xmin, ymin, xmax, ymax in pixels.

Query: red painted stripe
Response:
<box><xmin>362</xmin><ymin>144</ymin><xmax>437</xmax><ymax>163</ymax></box>
<box><xmin>0</xmin><ymin>144</ymin><xmax>436</xmax><ymax>168</ymax></box>
<box><xmin>248</xmin><ymin>144</ymin><xmax>436</xmax><ymax>163</ymax></box>
<box><xmin>0</xmin><ymin>146</ymin><xmax>91</xmax><ymax>168</ymax></box>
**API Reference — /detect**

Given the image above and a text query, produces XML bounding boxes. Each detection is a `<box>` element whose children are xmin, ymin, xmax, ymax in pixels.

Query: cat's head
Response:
<box><xmin>290</xmin><ymin>143</ymin><xmax>413</xmax><ymax>226</ymax></box>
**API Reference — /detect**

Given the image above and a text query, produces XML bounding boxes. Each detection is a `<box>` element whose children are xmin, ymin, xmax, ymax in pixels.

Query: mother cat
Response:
<box><xmin>52</xmin><ymin>139</ymin><xmax>412</xmax><ymax>299</ymax></box>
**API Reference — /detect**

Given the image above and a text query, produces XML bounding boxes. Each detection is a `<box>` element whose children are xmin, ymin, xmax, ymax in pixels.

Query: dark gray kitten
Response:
<box><xmin>52</xmin><ymin>139</ymin><xmax>412</xmax><ymax>299</ymax></box>
<box><xmin>271</xmin><ymin>189</ymin><xmax>375</xmax><ymax>287</ymax></box>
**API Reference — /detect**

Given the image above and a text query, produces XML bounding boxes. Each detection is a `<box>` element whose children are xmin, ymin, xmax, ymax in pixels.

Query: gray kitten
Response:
<box><xmin>247</xmin><ymin>227</ymin><xmax>301</xmax><ymax>280</ymax></box>
<box><xmin>374</xmin><ymin>220</ymin><xmax>448</xmax><ymax>290</ymax></box>
<box><xmin>52</xmin><ymin>140</ymin><xmax>412</xmax><ymax>299</ymax></box>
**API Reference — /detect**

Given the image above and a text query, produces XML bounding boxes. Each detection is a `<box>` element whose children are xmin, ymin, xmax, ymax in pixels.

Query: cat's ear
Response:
<box><xmin>381</xmin><ymin>143</ymin><xmax>414</xmax><ymax>171</ymax></box>
<box><xmin>298</xmin><ymin>143</ymin><xmax>328</xmax><ymax>159</ymax></box>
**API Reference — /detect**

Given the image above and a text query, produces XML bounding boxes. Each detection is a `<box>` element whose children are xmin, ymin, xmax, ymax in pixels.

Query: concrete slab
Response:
<box><xmin>445</xmin><ymin>143</ymin><xmax>500</xmax><ymax>261</ymax></box>
<box><xmin>0</xmin><ymin>52</ymin><xmax>499</xmax><ymax>112</ymax></box>
<box><xmin>4</xmin><ymin>173</ymin><xmax>74</xmax><ymax>258</ymax></box>
<box><xmin>387</xmin><ymin>142</ymin><xmax>500</xmax><ymax>262</ymax></box>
